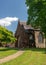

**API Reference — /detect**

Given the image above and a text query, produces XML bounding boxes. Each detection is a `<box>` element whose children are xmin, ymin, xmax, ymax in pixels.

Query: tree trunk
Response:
<box><xmin>0</xmin><ymin>41</ymin><xmax>3</xmax><ymax>47</ymax></box>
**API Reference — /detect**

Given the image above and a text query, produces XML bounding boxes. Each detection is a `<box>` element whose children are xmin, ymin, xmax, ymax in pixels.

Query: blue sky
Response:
<box><xmin>0</xmin><ymin>0</ymin><xmax>28</xmax><ymax>32</ymax></box>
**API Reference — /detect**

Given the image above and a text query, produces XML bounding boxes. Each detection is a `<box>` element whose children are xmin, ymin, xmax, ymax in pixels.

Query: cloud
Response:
<box><xmin>0</xmin><ymin>17</ymin><xmax>18</xmax><ymax>26</ymax></box>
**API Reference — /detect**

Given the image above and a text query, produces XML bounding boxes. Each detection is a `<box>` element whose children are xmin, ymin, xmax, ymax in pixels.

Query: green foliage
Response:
<box><xmin>0</xmin><ymin>26</ymin><xmax>16</xmax><ymax>44</ymax></box>
<box><xmin>26</xmin><ymin>0</ymin><xmax>46</xmax><ymax>37</ymax></box>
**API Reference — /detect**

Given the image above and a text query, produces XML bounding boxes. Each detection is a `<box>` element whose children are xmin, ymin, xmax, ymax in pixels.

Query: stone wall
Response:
<box><xmin>15</xmin><ymin>21</ymin><xmax>46</xmax><ymax>48</ymax></box>
<box><xmin>35</xmin><ymin>31</ymin><xmax>45</xmax><ymax>48</ymax></box>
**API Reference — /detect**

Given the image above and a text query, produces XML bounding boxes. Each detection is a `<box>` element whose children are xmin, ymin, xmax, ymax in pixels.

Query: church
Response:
<box><xmin>15</xmin><ymin>20</ymin><xmax>45</xmax><ymax>48</ymax></box>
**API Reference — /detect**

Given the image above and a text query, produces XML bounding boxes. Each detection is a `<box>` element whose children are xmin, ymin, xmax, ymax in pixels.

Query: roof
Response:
<box><xmin>20</xmin><ymin>21</ymin><xmax>26</xmax><ymax>25</ymax></box>
<box><xmin>19</xmin><ymin>21</ymin><xmax>34</xmax><ymax>30</ymax></box>
<box><xmin>18</xmin><ymin>20</ymin><xmax>40</xmax><ymax>31</ymax></box>
<box><xmin>24</xmin><ymin>25</ymin><xmax>34</xmax><ymax>30</ymax></box>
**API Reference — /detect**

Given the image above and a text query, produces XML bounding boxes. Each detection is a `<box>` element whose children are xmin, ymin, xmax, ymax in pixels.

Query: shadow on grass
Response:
<box><xmin>0</xmin><ymin>47</ymin><xmax>19</xmax><ymax>51</ymax></box>
<box><xmin>23</xmin><ymin>48</ymin><xmax>46</xmax><ymax>54</ymax></box>
<box><xmin>0</xmin><ymin>47</ymin><xmax>46</xmax><ymax>54</ymax></box>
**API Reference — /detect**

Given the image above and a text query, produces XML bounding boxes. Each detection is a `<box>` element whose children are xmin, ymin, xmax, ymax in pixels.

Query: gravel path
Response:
<box><xmin>0</xmin><ymin>50</ymin><xmax>24</xmax><ymax>64</ymax></box>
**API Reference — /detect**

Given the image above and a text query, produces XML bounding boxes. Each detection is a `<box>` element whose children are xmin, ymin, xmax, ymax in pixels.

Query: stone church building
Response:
<box><xmin>15</xmin><ymin>20</ymin><xmax>46</xmax><ymax>48</ymax></box>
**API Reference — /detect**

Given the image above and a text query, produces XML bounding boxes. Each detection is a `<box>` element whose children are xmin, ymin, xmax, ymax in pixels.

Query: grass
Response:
<box><xmin>0</xmin><ymin>48</ymin><xmax>46</xmax><ymax>65</ymax></box>
<box><xmin>0</xmin><ymin>47</ymin><xmax>18</xmax><ymax>59</ymax></box>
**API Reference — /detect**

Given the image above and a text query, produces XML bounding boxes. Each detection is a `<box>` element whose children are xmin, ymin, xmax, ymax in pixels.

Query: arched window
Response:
<box><xmin>38</xmin><ymin>33</ymin><xmax>43</xmax><ymax>43</ymax></box>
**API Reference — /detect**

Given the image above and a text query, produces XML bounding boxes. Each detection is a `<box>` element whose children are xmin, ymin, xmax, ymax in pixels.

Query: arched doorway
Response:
<box><xmin>29</xmin><ymin>33</ymin><xmax>35</xmax><ymax>48</ymax></box>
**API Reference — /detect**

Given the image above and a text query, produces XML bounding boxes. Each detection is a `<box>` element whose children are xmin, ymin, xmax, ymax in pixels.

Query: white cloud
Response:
<box><xmin>0</xmin><ymin>17</ymin><xmax>18</xmax><ymax>26</ymax></box>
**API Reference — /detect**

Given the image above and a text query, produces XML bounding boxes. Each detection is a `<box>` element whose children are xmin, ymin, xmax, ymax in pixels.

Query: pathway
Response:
<box><xmin>0</xmin><ymin>50</ymin><xmax>24</xmax><ymax>64</ymax></box>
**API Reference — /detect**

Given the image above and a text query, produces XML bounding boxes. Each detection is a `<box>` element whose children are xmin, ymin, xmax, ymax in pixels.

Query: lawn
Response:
<box><xmin>0</xmin><ymin>48</ymin><xmax>46</xmax><ymax>65</ymax></box>
<box><xmin>0</xmin><ymin>47</ymin><xmax>18</xmax><ymax>59</ymax></box>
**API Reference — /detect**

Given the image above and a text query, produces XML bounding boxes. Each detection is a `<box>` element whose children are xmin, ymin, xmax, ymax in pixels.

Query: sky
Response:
<box><xmin>0</xmin><ymin>0</ymin><xmax>28</xmax><ymax>33</ymax></box>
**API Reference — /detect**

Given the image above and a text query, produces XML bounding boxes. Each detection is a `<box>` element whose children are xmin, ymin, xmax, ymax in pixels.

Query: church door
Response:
<box><xmin>29</xmin><ymin>34</ymin><xmax>35</xmax><ymax>47</ymax></box>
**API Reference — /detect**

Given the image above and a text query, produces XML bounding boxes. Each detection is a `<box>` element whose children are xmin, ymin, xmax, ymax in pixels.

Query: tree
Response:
<box><xmin>0</xmin><ymin>26</ymin><xmax>16</xmax><ymax>46</ymax></box>
<box><xmin>26</xmin><ymin>0</ymin><xmax>46</xmax><ymax>35</ymax></box>
<box><xmin>26</xmin><ymin>0</ymin><xmax>46</xmax><ymax>47</ymax></box>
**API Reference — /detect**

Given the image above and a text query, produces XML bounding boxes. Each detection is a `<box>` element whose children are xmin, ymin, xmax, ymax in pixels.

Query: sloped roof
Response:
<box><xmin>24</xmin><ymin>25</ymin><xmax>34</xmax><ymax>29</ymax></box>
<box><xmin>19</xmin><ymin>21</ymin><xmax>26</xmax><ymax>25</ymax></box>
<box><xmin>19</xmin><ymin>21</ymin><xmax>34</xmax><ymax>30</ymax></box>
<box><xmin>18</xmin><ymin>20</ymin><xmax>40</xmax><ymax>31</ymax></box>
